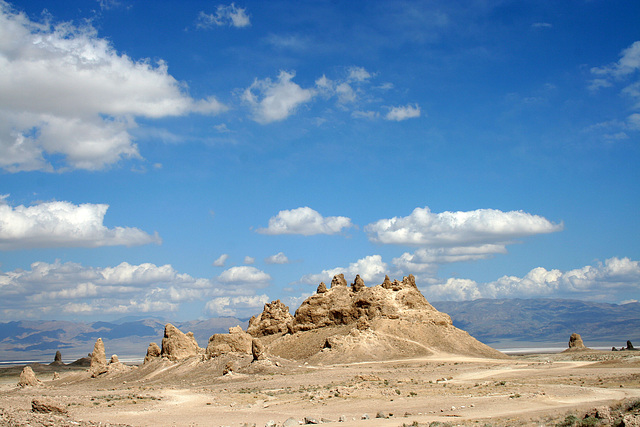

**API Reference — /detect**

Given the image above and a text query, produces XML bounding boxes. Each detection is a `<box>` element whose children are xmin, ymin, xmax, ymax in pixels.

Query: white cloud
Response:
<box><xmin>531</xmin><ymin>22</ymin><xmax>552</xmax><ymax>29</ymax></box>
<box><xmin>213</xmin><ymin>254</ymin><xmax>229</xmax><ymax>267</ymax></box>
<box><xmin>244</xmin><ymin>256</ymin><xmax>255</xmax><ymax>265</ymax></box>
<box><xmin>347</xmin><ymin>66</ymin><xmax>372</xmax><ymax>82</ymax></box>
<box><xmin>365</xmin><ymin>206</ymin><xmax>562</xmax><ymax>246</ymax></box>
<box><xmin>0</xmin><ymin>3</ymin><xmax>226</xmax><ymax>172</ymax></box>
<box><xmin>205</xmin><ymin>294</ymin><xmax>269</xmax><ymax>317</ymax></box>
<box><xmin>217</xmin><ymin>266</ymin><xmax>271</xmax><ymax>286</ymax></box>
<box><xmin>298</xmin><ymin>255</ymin><xmax>388</xmax><ymax>286</ymax></box>
<box><xmin>196</xmin><ymin>3</ymin><xmax>251</xmax><ymax>29</ymax></box>
<box><xmin>0</xmin><ymin>259</ymin><xmax>268</xmax><ymax>320</ymax></box>
<box><xmin>257</xmin><ymin>206</ymin><xmax>353</xmax><ymax>236</ymax></box>
<box><xmin>0</xmin><ymin>199</ymin><xmax>161</xmax><ymax>249</ymax></box>
<box><xmin>242</xmin><ymin>71</ymin><xmax>315</xmax><ymax>123</ymax></box>
<box><xmin>265</xmin><ymin>252</ymin><xmax>290</xmax><ymax>264</ymax></box>
<box><xmin>591</xmin><ymin>41</ymin><xmax>640</xmax><ymax>79</ymax></box>
<box><xmin>424</xmin><ymin>257</ymin><xmax>640</xmax><ymax>302</ymax></box>
<box><xmin>393</xmin><ymin>244</ymin><xmax>508</xmax><ymax>274</ymax></box>
<box><xmin>385</xmin><ymin>104</ymin><xmax>421</xmax><ymax>121</ymax></box>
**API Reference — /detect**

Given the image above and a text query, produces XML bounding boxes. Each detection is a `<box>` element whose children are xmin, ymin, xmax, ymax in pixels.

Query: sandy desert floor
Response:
<box><xmin>1</xmin><ymin>350</ymin><xmax>639</xmax><ymax>427</ymax></box>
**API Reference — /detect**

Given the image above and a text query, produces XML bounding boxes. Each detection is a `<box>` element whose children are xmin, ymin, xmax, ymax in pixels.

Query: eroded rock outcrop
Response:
<box><xmin>161</xmin><ymin>324</ymin><xmax>202</xmax><ymax>361</ymax></box>
<box><xmin>291</xmin><ymin>274</ymin><xmax>449</xmax><ymax>333</ymax></box>
<box><xmin>49</xmin><ymin>351</ymin><xmax>64</xmax><ymax>366</ymax></box>
<box><xmin>265</xmin><ymin>274</ymin><xmax>505</xmax><ymax>363</ymax></box>
<box><xmin>247</xmin><ymin>300</ymin><xmax>294</xmax><ymax>337</ymax></box>
<box><xmin>252</xmin><ymin>338</ymin><xmax>267</xmax><ymax>361</ymax></box>
<box><xmin>569</xmin><ymin>333</ymin><xmax>585</xmax><ymax>349</ymax></box>
<box><xmin>144</xmin><ymin>342</ymin><xmax>161</xmax><ymax>363</ymax></box>
<box><xmin>18</xmin><ymin>366</ymin><xmax>42</xmax><ymax>387</ymax></box>
<box><xmin>206</xmin><ymin>326</ymin><xmax>253</xmax><ymax>358</ymax></box>
<box><xmin>89</xmin><ymin>338</ymin><xmax>108</xmax><ymax>377</ymax></box>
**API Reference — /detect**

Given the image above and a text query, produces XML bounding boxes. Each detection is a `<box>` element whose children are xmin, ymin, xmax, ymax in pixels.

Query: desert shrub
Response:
<box><xmin>557</xmin><ymin>414</ymin><xmax>579</xmax><ymax>426</ymax></box>
<box><xmin>578</xmin><ymin>417</ymin><xmax>600</xmax><ymax>426</ymax></box>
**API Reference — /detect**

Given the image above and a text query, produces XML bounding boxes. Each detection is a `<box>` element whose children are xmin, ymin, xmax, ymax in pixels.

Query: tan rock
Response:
<box><xmin>317</xmin><ymin>282</ymin><xmax>327</xmax><ymax>293</ymax></box>
<box><xmin>206</xmin><ymin>326</ymin><xmax>253</xmax><ymax>358</ymax></box>
<box><xmin>109</xmin><ymin>354</ymin><xmax>119</xmax><ymax>364</ymax></box>
<box><xmin>247</xmin><ymin>300</ymin><xmax>294</xmax><ymax>337</ymax></box>
<box><xmin>18</xmin><ymin>366</ymin><xmax>42</xmax><ymax>387</ymax></box>
<box><xmin>89</xmin><ymin>338</ymin><xmax>108</xmax><ymax>377</ymax></box>
<box><xmin>52</xmin><ymin>372</ymin><xmax>60</xmax><ymax>380</ymax></box>
<box><xmin>161</xmin><ymin>324</ymin><xmax>201</xmax><ymax>361</ymax></box>
<box><xmin>351</xmin><ymin>274</ymin><xmax>366</xmax><ymax>292</ymax></box>
<box><xmin>31</xmin><ymin>398</ymin><xmax>67</xmax><ymax>415</ymax></box>
<box><xmin>331</xmin><ymin>273</ymin><xmax>348</xmax><ymax>288</ymax></box>
<box><xmin>144</xmin><ymin>342</ymin><xmax>161</xmax><ymax>363</ymax></box>
<box><xmin>252</xmin><ymin>338</ymin><xmax>267</xmax><ymax>361</ymax></box>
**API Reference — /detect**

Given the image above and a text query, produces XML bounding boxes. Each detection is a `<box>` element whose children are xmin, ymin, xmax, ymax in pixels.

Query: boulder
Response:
<box><xmin>247</xmin><ymin>300</ymin><xmax>294</xmax><ymax>337</ymax></box>
<box><xmin>31</xmin><ymin>399</ymin><xmax>67</xmax><ymax>415</ymax></box>
<box><xmin>89</xmin><ymin>338</ymin><xmax>108</xmax><ymax>377</ymax></box>
<box><xmin>144</xmin><ymin>342</ymin><xmax>161</xmax><ymax>363</ymax></box>
<box><xmin>206</xmin><ymin>326</ymin><xmax>253</xmax><ymax>358</ymax></box>
<box><xmin>161</xmin><ymin>324</ymin><xmax>201</xmax><ymax>361</ymax></box>
<box><xmin>18</xmin><ymin>366</ymin><xmax>42</xmax><ymax>387</ymax></box>
<box><xmin>109</xmin><ymin>354</ymin><xmax>119</xmax><ymax>364</ymax></box>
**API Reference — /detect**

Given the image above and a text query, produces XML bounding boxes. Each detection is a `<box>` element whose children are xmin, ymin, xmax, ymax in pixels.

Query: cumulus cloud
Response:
<box><xmin>0</xmin><ymin>199</ymin><xmax>161</xmax><ymax>250</ymax></box>
<box><xmin>424</xmin><ymin>257</ymin><xmax>640</xmax><ymax>302</ymax></box>
<box><xmin>257</xmin><ymin>207</ymin><xmax>353</xmax><ymax>236</ymax></box>
<box><xmin>365</xmin><ymin>206</ymin><xmax>562</xmax><ymax>247</ymax></box>
<box><xmin>393</xmin><ymin>245</ymin><xmax>508</xmax><ymax>274</ymax></box>
<box><xmin>298</xmin><ymin>255</ymin><xmax>388</xmax><ymax>286</ymax></box>
<box><xmin>265</xmin><ymin>252</ymin><xmax>290</xmax><ymax>264</ymax></box>
<box><xmin>0</xmin><ymin>3</ymin><xmax>226</xmax><ymax>172</ymax></box>
<box><xmin>217</xmin><ymin>266</ymin><xmax>271</xmax><ymax>286</ymax></box>
<box><xmin>385</xmin><ymin>104</ymin><xmax>421</xmax><ymax>121</ymax></box>
<box><xmin>244</xmin><ymin>256</ymin><xmax>255</xmax><ymax>265</ymax></box>
<box><xmin>242</xmin><ymin>71</ymin><xmax>315</xmax><ymax>123</ymax></box>
<box><xmin>196</xmin><ymin>3</ymin><xmax>251</xmax><ymax>29</ymax></box>
<box><xmin>205</xmin><ymin>294</ymin><xmax>269</xmax><ymax>317</ymax></box>
<box><xmin>0</xmin><ymin>260</ymin><xmax>237</xmax><ymax>319</ymax></box>
<box><xmin>212</xmin><ymin>254</ymin><xmax>229</xmax><ymax>267</ymax></box>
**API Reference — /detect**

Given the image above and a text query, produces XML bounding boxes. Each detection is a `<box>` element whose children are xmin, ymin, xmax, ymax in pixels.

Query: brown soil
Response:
<box><xmin>1</xmin><ymin>350</ymin><xmax>639</xmax><ymax>426</ymax></box>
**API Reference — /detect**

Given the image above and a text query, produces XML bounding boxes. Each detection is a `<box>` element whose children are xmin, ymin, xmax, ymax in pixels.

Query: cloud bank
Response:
<box><xmin>425</xmin><ymin>257</ymin><xmax>640</xmax><ymax>303</ymax></box>
<box><xmin>0</xmin><ymin>260</ymin><xmax>271</xmax><ymax>320</ymax></box>
<box><xmin>0</xmin><ymin>199</ymin><xmax>161</xmax><ymax>250</ymax></box>
<box><xmin>257</xmin><ymin>207</ymin><xmax>353</xmax><ymax>236</ymax></box>
<box><xmin>0</xmin><ymin>3</ymin><xmax>225</xmax><ymax>172</ymax></box>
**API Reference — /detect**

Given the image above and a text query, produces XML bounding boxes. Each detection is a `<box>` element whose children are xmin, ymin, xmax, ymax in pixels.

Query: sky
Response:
<box><xmin>0</xmin><ymin>0</ymin><xmax>639</xmax><ymax>322</ymax></box>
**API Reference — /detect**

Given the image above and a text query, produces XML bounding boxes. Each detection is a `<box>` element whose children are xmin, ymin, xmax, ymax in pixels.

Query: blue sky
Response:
<box><xmin>0</xmin><ymin>0</ymin><xmax>639</xmax><ymax>321</ymax></box>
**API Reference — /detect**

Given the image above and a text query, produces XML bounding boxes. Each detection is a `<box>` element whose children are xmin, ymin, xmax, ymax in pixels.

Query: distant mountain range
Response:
<box><xmin>0</xmin><ymin>317</ymin><xmax>247</xmax><ymax>363</ymax></box>
<box><xmin>431</xmin><ymin>298</ymin><xmax>640</xmax><ymax>348</ymax></box>
<box><xmin>1</xmin><ymin>298</ymin><xmax>638</xmax><ymax>362</ymax></box>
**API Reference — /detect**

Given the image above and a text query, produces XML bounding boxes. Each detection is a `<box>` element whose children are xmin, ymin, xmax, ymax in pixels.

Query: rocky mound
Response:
<box><xmin>205</xmin><ymin>326</ymin><xmax>253</xmax><ymax>358</ymax></box>
<box><xmin>255</xmin><ymin>274</ymin><xmax>505</xmax><ymax>363</ymax></box>
<box><xmin>564</xmin><ymin>332</ymin><xmax>590</xmax><ymax>352</ymax></box>
<box><xmin>247</xmin><ymin>300</ymin><xmax>294</xmax><ymax>337</ymax></box>
<box><xmin>160</xmin><ymin>323</ymin><xmax>203</xmax><ymax>361</ymax></box>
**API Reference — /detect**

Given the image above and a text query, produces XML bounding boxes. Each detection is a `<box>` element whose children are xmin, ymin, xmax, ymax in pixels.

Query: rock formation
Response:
<box><xmin>69</xmin><ymin>354</ymin><xmax>91</xmax><ymax>367</ymax></box>
<box><xmin>18</xmin><ymin>366</ymin><xmax>42</xmax><ymax>387</ymax></box>
<box><xmin>161</xmin><ymin>324</ymin><xmax>202</xmax><ymax>361</ymax></box>
<box><xmin>264</xmin><ymin>274</ymin><xmax>506</xmax><ymax>363</ymax></box>
<box><xmin>144</xmin><ymin>342</ymin><xmax>161</xmax><ymax>363</ymax></box>
<box><xmin>109</xmin><ymin>354</ymin><xmax>119</xmax><ymax>364</ymax></box>
<box><xmin>31</xmin><ymin>399</ymin><xmax>68</xmax><ymax>415</ymax></box>
<box><xmin>252</xmin><ymin>338</ymin><xmax>267</xmax><ymax>361</ymax></box>
<box><xmin>627</xmin><ymin>340</ymin><xmax>636</xmax><ymax>351</ymax></box>
<box><xmin>247</xmin><ymin>300</ymin><xmax>294</xmax><ymax>337</ymax></box>
<box><xmin>565</xmin><ymin>333</ymin><xmax>588</xmax><ymax>351</ymax></box>
<box><xmin>89</xmin><ymin>338</ymin><xmax>108</xmax><ymax>377</ymax></box>
<box><xmin>206</xmin><ymin>326</ymin><xmax>253</xmax><ymax>358</ymax></box>
<box><xmin>49</xmin><ymin>350</ymin><xmax>64</xmax><ymax>366</ymax></box>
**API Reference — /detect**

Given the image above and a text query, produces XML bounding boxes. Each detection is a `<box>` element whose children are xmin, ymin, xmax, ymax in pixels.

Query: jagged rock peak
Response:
<box><xmin>331</xmin><ymin>273</ymin><xmax>348</xmax><ymax>288</ymax></box>
<box><xmin>144</xmin><ymin>342</ymin><xmax>161</xmax><ymax>364</ymax></box>
<box><xmin>161</xmin><ymin>323</ymin><xmax>202</xmax><ymax>361</ymax></box>
<box><xmin>569</xmin><ymin>333</ymin><xmax>586</xmax><ymax>349</ymax></box>
<box><xmin>290</xmin><ymin>274</ymin><xmax>450</xmax><ymax>334</ymax></box>
<box><xmin>90</xmin><ymin>338</ymin><xmax>108</xmax><ymax>377</ymax></box>
<box><xmin>381</xmin><ymin>275</ymin><xmax>392</xmax><ymax>289</ymax></box>
<box><xmin>351</xmin><ymin>274</ymin><xmax>366</xmax><ymax>292</ymax></box>
<box><xmin>317</xmin><ymin>282</ymin><xmax>327</xmax><ymax>293</ymax></box>
<box><xmin>54</xmin><ymin>351</ymin><xmax>62</xmax><ymax>363</ymax></box>
<box><xmin>247</xmin><ymin>299</ymin><xmax>294</xmax><ymax>337</ymax></box>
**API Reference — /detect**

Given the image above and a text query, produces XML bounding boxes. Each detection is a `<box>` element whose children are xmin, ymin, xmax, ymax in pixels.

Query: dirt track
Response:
<box><xmin>1</xmin><ymin>351</ymin><xmax>639</xmax><ymax>426</ymax></box>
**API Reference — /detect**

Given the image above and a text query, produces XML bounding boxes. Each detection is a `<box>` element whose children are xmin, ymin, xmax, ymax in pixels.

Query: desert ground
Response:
<box><xmin>1</xmin><ymin>349</ymin><xmax>639</xmax><ymax>427</ymax></box>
